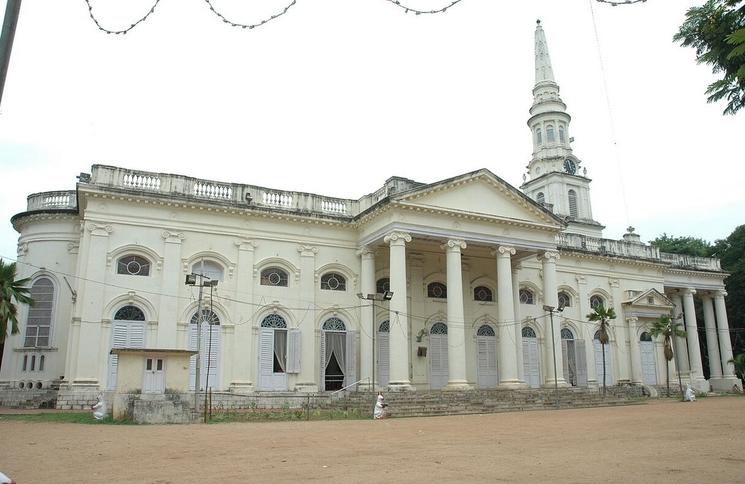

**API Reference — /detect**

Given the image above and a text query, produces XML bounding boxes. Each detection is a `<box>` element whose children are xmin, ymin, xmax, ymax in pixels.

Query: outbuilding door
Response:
<box><xmin>476</xmin><ymin>325</ymin><xmax>497</xmax><ymax>389</ymax></box>
<box><xmin>143</xmin><ymin>357</ymin><xmax>165</xmax><ymax>393</ymax></box>
<box><xmin>429</xmin><ymin>322</ymin><xmax>449</xmax><ymax>390</ymax></box>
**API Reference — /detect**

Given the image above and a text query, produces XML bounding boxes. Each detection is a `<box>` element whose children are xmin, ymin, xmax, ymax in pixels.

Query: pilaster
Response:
<box><xmin>158</xmin><ymin>231</ymin><xmax>184</xmax><ymax>347</ymax></box>
<box><xmin>358</xmin><ymin>246</ymin><xmax>376</xmax><ymax>391</ymax></box>
<box><xmin>230</xmin><ymin>240</ymin><xmax>257</xmax><ymax>392</ymax></box>
<box><xmin>296</xmin><ymin>244</ymin><xmax>319</xmax><ymax>392</ymax></box>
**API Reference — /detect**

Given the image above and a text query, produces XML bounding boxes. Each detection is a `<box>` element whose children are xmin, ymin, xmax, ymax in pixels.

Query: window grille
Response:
<box><xmin>260</xmin><ymin>267</ymin><xmax>289</xmax><ymax>287</ymax></box>
<box><xmin>117</xmin><ymin>255</ymin><xmax>150</xmax><ymax>276</ymax></box>
<box><xmin>191</xmin><ymin>309</ymin><xmax>220</xmax><ymax>326</ymax></box>
<box><xmin>558</xmin><ymin>291</ymin><xmax>571</xmax><ymax>308</ymax></box>
<box><xmin>427</xmin><ymin>282</ymin><xmax>447</xmax><ymax>299</ymax></box>
<box><xmin>568</xmin><ymin>189</ymin><xmax>578</xmax><ymax>218</ymax></box>
<box><xmin>561</xmin><ymin>328</ymin><xmax>574</xmax><ymax>340</ymax></box>
<box><xmin>320</xmin><ymin>272</ymin><xmax>346</xmax><ymax>291</ymax></box>
<box><xmin>640</xmin><ymin>332</ymin><xmax>652</xmax><ymax>342</ymax></box>
<box><xmin>376</xmin><ymin>278</ymin><xmax>390</xmax><ymax>294</ymax></box>
<box><xmin>519</xmin><ymin>288</ymin><xmax>535</xmax><ymax>305</ymax></box>
<box><xmin>114</xmin><ymin>305</ymin><xmax>146</xmax><ymax>321</ymax></box>
<box><xmin>261</xmin><ymin>314</ymin><xmax>287</xmax><ymax>328</ymax></box>
<box><xmin>430</xmin><ymin>322</ymin><xmax>448</xmax><ymax>335</ymax></box>
<box><xmin>24</xmin><ymin>278</ymin><xmax>54</xmax><ymax>347</ymax></box>
<box><xmin>522</xmin><ymin>327</ymin><xmax>537</xmax><ymax>338</ymax></box>
<box><xmin>378</xmin><ymin>320</ymin><xmax>390</xmax><ymax>332</ymax></box>
<box><xmin>590</xmin><ymin>295</ymin><xmax>605</xmax><ymax>310</ymax></box>
<box><xmin>322</xmin><ymin>317</ymin><xmax>346</xmax><ymax>332</ymax></box>
<box><xmin>477</xmin><ymin>325</ymin><xmax>495</xmax><ymax>337</ymax></box>
<box><xmin>474</xmin><ymin>286</ymin><xmax>493</xmax><ymax>302</ymax></box>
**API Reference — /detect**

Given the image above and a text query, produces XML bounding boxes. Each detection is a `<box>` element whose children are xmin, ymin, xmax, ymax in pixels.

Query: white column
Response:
<box><xmin>297</xmin><ymin>245</ymin><xmax>318</xmax><ymax>392</ymax></box>
<box><xmin>385</xmin><ymin>231</ymin><xmax>413</xmax><ymax>391</ymax></box>
<box><xmin>627</xmin><ymin>317</ymin><xmax>643</xmax><ymax>384</ymax></box>
<box><xmin>702</xmin><ymin>294</ymin><xmax>722</xmax><ymax>379</ymax></box>
<box><xmin>158</xmin><ymin>231</ymin><xmax>184</xmax><ymax>347</ymax></box>
<box><xmin>714</xmin><ymin>291</ymin><xmax>738</xmax><ymax>381</ymax></box>
<box><xmin>496</xmin><ymin>246</ymin><xmax>521</xmax><ymax>387</ymax></box>
<box><xmin>540</xmin><ymin>250</ymin><xmax>566</xmax><ymax>387</ymax></box>
<box><xmin>576</xmin><ymin>275</ymin><xmax>597</xmax><ymax>386</ymax></box>
<box><xmin>231</xmin><ymin>240</ymin><xmax>256</xmax><ymax>392</ymax></box>
<box><xmin>512</xmin><ymin>263</ymin><xmax>524</xmax><ymax>383</ymax></box>
<box><xmin>358</xmin><ymin>246</ymin><xmax>376</xmax><ymax>391</ymax></box>
<box><xmin>670</xmin><ymin>293</ymin><xmax>690</xmax><ymax>376</ymax></box>
<box><xmin>443</xmin><ymin>239</ymin><xmax>470</xmax><ymax>389</ymax></box>
<box><xmin>682</xmin><ymin>288</ymin><xmax>707</xmax><ymax>390</ymax></box>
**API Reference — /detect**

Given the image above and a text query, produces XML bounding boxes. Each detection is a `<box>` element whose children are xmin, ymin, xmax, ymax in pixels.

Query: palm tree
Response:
<box><xmin>0</xmin><ymin>259</ymin><xmax>33</xmax><ymax>343</ymax></box>
<box><xmin>649</xmin><ymin>315</ymin><xmax>687</xmax><ymax>397</ymax></box>
<box><xmin>728</xmin><ymin>353</ymin><xmax>745</xmax><ymax>389</ymax></box>
<box><xmin>587</xmin><ymin>305</ymin><xmax>616</xmax><ymax>397</ymax></box>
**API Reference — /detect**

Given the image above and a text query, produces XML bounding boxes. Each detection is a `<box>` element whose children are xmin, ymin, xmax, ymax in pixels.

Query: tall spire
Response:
<box><xmin>534</xmin><ymin>20</ymin><xmax>555</xmax><ymax>85</ymax></box>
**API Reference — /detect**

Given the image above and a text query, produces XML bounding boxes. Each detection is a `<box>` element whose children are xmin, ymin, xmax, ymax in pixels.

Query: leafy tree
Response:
<box><xmin>649</xmin><ymin>315</ymin><xmax>687</xmax><ymax>397</ymax></box>
<box><xmin>728</xmin><ymin>353</ymin><xmax>745</xmax><ymax>384</ymax></box>
<box><xmin>587</xmin><ymin>305</ymin><xmax>616</xmax><ymax>397</ymax></box>
<box><xmin>674</xmin><ymin>0</ymin><xmax>745</xmax><ymax>115</ymax></box>
<box><xmin>0</xmin><ymin>259</ymin><xmax>33</xmax><ymax>343</ymax></box>
<box><xmin>650</xmin><ymin>233</ymin><xmax>714</xmax><ymax>257</ymax></box>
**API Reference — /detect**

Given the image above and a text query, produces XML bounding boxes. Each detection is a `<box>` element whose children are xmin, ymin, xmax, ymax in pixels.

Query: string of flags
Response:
<box><xmin>84</xmin><ymin>0</ymin><xmax>650</xmax><ymax>35</ymax></box>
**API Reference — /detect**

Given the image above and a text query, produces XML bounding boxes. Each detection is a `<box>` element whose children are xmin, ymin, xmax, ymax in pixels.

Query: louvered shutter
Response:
<box><xmin>345</xmin><ymin>330</ymin><xmax>358</xmax><ymax>390</ymax></box>
<box><xmin>561</xmin><ymin>340</ymin><xmax>570</xmax><ymax>384</ymax></box>
<box><xmin>189</xmin><ymin>323</ymin><xmax>198</xmax><ymax>391</ymax></box>
<box><xmin>377</xmin><ymin>332</ymin><xmax>389</xmax><ymax>388</ymax></box>
<box><xmin>204</xmin><ymin>325</ymin><xmax>220</xmax><ymax>390</ymax></box>
<box><xmin>258</xmin><ymin>328</ymin><xmax>274</xmax><ymax>390</ymax></box>
<box><xmin>575</xmin><ymin>340</ymin><xmax>588</xmax><ymax>387</ymax></box>
<box><xmin>107</xmin><ymin>323</ymin><xmax>129</xmax><ymax>390</ymax></box>
<box><xmin>320</xmin><ymin>331</ymin><xmax>327</xmax><ymax>391</ymax></box>
<box><xmin>287</xmin><ymin>329</ymin><xmax>302</xmax><ymax>374</ymax></box>
<box><xmin>128</xmin><ymin>322</ymin><xmax>146</xmax><ymax>348</ymax></box>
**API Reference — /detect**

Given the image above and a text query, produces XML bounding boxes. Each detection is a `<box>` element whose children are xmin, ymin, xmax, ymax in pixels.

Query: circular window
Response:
<box><xmin>18</xmin><ymin>381</ymin><xmax>24</xmax><ymax>389</ymax></box>
<box><xmin>125</xmin><ymin>260</ymin><xmax>142</xmax><ymax>275</ymax></box>
<box><xmin>36</xmin><ymin>381</ymin><xmax>43</xmax><ymax>390</ymax></box>
<box><xmin>269</xmin><ymin>272</ymin><xmax>281</xmax><ymax>285</ymax></box>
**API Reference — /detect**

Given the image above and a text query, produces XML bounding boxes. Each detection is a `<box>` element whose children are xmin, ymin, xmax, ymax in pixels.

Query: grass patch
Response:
<box><xmin>208</xmin><ymin>407</ymin><xmax>369</xmax><ymax>423</ymax></box>
<box><xmin>0</xmin><ymin>412</ymin><xmax>134</xmax><ymax>425</ymax></box>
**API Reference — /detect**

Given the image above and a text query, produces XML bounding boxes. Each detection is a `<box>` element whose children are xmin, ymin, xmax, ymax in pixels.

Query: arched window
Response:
<box><xmin>190</xmin><ymin>309</ymin><xmax>220</xmax><ymax>326</ymax></box>
<box><xmin>536</xmin><ymin>192</ymin><xmax>545</xmax><ymax>205</ymax></box>
<box><xmin>474</xmin><ymin>286</ymin><xmax>493</xmax><ymax>302</ymax></box>
<box><xmin>558</xmin><ymin>291</ymin><xmax>572</xmax><ymax>309</ymax></box>
<box><xmin>568</xmin><ymin>189</ymin><xmax>578</xmax><ymax>218</ymax></box>
<box><xmin>640</xmin><ymin>332</ymin><xmax>652</xmax><ymax>342</ymax></box>
<box><xmin>322</xmin><ymin>317</ymin><xmax>346</xmax><ymax>332</ymax></box>
<box><xmin>320</xmin><ymin>272</ymin><xmax>346</xmax><ymax>291</ymax></box>
<box><xmin>376</xmin><ymin>278</ymin><xmax>390</xmax><ymax>294</ymax></box>
<box><xmin>430</xmin><ymin>322</ymin><xmax>448</xmax><ymax>334</ymax></box>
<box><xmin>559</xmin><ymin>125</ymin><xmax>566</xmax><ymax>144</ymax></box>
<box><xmin>477</xmin><ymin>325</ymin><xmax>495</xmax><ymax>337</ymax></box>
<box><xmin>114</xmin><ymin>305</ymin><xmax>146</xmax><ymax>321</ymax></box>
<box><xmin>535</xmin><ymin>127</ymin><xmax>543</xmax><ymax>145</ymax></box>
<box><xmin>117</xmin><ymin>255</ymin><xmax>150</xmax><ymax>276</ymax></box>
<box><xmin>261</xmin><ymin>267</ymin><xmax>289</xmax><ymax>287</ymax></box>
<box><xmin>24</xmin><ymin>277</ymin><xmax>55</xmax><ymax>347</ymax></box>
<box><xmin>590</xmin><ymin>295</ymin><xmax>605</xmax><ymax>310</ymax></box>
<box><xmin>427</xmin><ymin>282</ymin><xmax>447</xmax><ymax>299</ymax></box>
<box><xmin>522</xmin><ymin>327</ymin><xmax>537</xmax><ymax>338</ymax></box>
<box><xmin>519</xmin><ymin>288</ymin><xmax>535</xmax><ymax>305</ymax></box>
<box><xmin>192</xmin><ymin>259</ymin><xmax>224</xmax><ymax>282</ymax></box>
<box><xmin>378</xmin><ymin>320</ymin><xmax>389</xmax><ymax>332</ymax></box>
<box><xmin>261</xmin><ymin>314</ymin><xmax>287</xmax><ymax>328</ymax></box>
<box><xmin>561</xmin><ymin>328</ymin><xmax>574</xmax><ymax>340</ymax></box>
<box><xmin>546</xmin><ymin>125</ymin><xmax>555</xmax><ymax>143</ymax></box>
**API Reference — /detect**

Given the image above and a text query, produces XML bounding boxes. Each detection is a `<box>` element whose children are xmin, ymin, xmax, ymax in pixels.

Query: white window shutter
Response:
<box><xmin>561</xmin><ymin>339</ymin><xmax>570</xmax><ymax>384</ymax></box>
<box><xmin>319</xmin><ymin>331</ymin><xmax>326</xmax><ymax>390</ymax></box>
<box><xmin>189</xmin><ymin>324</ymin><xmax>198</xmax><ymax>391</ymax></box>
<box><xmin>287</xmin><ymin>329</ymin><xmax>302</xmax><ymax>374</ymax></box>
<box><xmin>258</xmin><ymin>328</ymin><xmax>274</xmax><ymax>389</ymax></box>
<box><xmin>345</xmin><ymin>330</ymin><xmax>358</xmax><ymax>390</ymax></box>
<box><xmin>128</xmin><ymin>322</ymin><xmax>146</xmax><ymax>348</ymax></box>
<box><xmin>575</xmin><ymin>340</ymin><xmax>588</xmax><ymax>387</ymax></box>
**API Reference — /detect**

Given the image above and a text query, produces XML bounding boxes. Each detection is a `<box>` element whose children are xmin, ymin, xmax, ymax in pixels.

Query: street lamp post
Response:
<box><xmin>543</xmin><ymin>304</ymin><xmax>564</xmax><ymax>409</ymax></box>
<box><xmin>185</xmin><ymin>273</ymin><xmax>218</xmax><ymax>416</ymax></box>
<box><xmin>357</xmin><ymin>291</ymin><xmax>393</xmax><ymax>417</ymax></box>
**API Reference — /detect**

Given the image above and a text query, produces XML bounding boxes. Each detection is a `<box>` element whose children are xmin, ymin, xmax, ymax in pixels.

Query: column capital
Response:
<box><xmin>493</xmin><ymin>245</ymin><xmax>516</xmax><ymax>257</ymax></box>
<box><xmin>714</xmin><ymin>289</ymin><xmax>728</xmax><ymax>298</ymax></box>
<box><xmin>626</xmin><ymin>316</ymin><xmax>639</xmax><ymax>325</ymax></box>
<box><xmin>442</xmin><ymin>239</ymin><xmax>467</xmax><ymax>252</ymax></box>
<box><xmin>161</xmin><ymin>230</ymin><xmax>185</xmax><ymax>243</ymax></box>
<box><xmin>384</xmin><ymin>231</ymin><xmax>412</xmax><ymax>245</ymax></box>
<box><xmin>681</xmin><ymin>287</ymin><xmax>697</xmax><ymax>296</ymax></box>
<box><xmin>356</xmin><ymin>246</ymin><xmax>376</xmax><ymax>258</ymax></box>
<box><xmin>88</xmin><ymin>223</ymin><xmax>113</xmax><ymax>236</ymax></box>
<box><xmin>297</xmin><ymin>245</ymin><xmax>318</xmax><ymax>257</ymax></box>
<box><xmin>538</xmin><ymin>250</ymin><xmax>560</xmax><ymax>263</ymax></box>
<box><xmin>235</xmin><ymin>239</ymin><xmax>257</xmax><ymax>251</ymax></box>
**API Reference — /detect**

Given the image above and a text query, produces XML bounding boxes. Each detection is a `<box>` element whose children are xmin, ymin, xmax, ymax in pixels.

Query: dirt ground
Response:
<box><xmin>1</xmin><ymin>397</ymin><xmax>744</xmax><ymax>483</ymax></box>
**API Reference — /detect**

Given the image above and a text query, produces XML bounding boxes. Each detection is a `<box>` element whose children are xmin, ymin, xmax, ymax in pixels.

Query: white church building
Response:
<box><xmin>1</xmin><ymin>22</ymin><xmax>740</xmax><ymax>406</ymax></box>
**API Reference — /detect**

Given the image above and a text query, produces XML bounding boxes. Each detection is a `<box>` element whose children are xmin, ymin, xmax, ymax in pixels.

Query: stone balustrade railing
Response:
<box><xmin>557</xmin><ymin>233</ymin><xmax>722</xmax><ymax>272</ymax></box>
<box><xmin>26</xmin><ymin>191</ymin><xmax>77</xmax><ymax>211</ymax></box>
<box><xmin>87</xmin><ymin>165</ymin><xmax>358</xmax><ymax>217</ymax></box>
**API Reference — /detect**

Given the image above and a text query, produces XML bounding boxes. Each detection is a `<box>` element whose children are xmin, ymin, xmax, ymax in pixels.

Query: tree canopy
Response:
<box><xmin>674</xmin><ymin>0</ymin><xmax>745</xmax><ymax>115</ymax></box>
<box><xmin>0</xmin><ymin>259</ymin><xmax>33</xmax><ymax>343</ymax></box>
<box><xmin>650</xmin><ymin>233</ymin><xmax>715</xmax><ymax>257</ymax></box>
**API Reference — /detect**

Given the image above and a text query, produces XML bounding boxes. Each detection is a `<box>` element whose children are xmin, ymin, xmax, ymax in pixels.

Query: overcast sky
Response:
<box><xmin>1</xmin><ymin>0</ymin><xmax>743</xmax><ymax>262</ymax></box>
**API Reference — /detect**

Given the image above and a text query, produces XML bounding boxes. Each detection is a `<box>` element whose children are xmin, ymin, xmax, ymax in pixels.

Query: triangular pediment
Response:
<box><xmin>623</xmin><ymin>288</ymin><xmax>673</xmax><ymax>309</ymax></box>
<box><xmin>392</xmin><ymin>169</ymin><xmax>564</xmax><ymax>228</ymax></box>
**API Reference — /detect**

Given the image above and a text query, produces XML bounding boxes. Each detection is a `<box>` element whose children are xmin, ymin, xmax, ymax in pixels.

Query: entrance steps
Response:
<box><xmin>328</xmin><ymin>386</ymin><xmax>646</xmax><ymax>418</ymax></box>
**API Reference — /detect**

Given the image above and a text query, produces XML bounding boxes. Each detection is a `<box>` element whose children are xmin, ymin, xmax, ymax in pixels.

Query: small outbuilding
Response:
<box><xmin>110</xmin><ymin>348</ymin><xmax>197</xmax><ymax>423</ymax></box>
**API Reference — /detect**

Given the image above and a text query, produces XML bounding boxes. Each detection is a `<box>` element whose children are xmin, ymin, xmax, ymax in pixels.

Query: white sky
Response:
<box><xmin>1</xmin><ymin>0</ymin><xmax>743</xmax><ymax>262</ymax></box>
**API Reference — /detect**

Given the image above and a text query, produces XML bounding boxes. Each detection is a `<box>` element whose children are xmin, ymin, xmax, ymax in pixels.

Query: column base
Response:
<box><xmin>543</xmin><ymin>378</ymin><xmax>569</xmax><ymax>388</ymax></box>
<box><xmin>444</xmin><ymin>380</ymin><xmax>474</xmax><ymax>391</ymax></box>
<box><xmin>295</xmin><ymin>382</ymin><xmax>320</xmax><ymax>393</ymax></box>
<box><xmin>709</xmin><ymin>376</ymin><xmax>742</xmax><ymax>392</ymax></box>
<box><xmin>689</xmin><ymin>376</ymin><xmax>710</xmax><ymax>393</ymax></box>
<box><xmin>497</xmin><ymin>379</ymin><xmax>528</xmax><ymax>389</ymax></box>
<box><xmin>387</xmin><ymin>381</ymin><xmax>415</xmax><ymax>392</ymax></box>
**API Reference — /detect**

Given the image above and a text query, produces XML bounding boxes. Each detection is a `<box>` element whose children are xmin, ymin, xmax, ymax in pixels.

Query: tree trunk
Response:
<box><xmin>602</xmin><ymin>341</ymin><xmax>606</xmax><ymax>398</ymax></box>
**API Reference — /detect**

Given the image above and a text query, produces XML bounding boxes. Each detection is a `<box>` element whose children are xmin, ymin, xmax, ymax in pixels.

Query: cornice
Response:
<box><xmin>11</xmin><ymin>212</ymin><xmax>79</xmax><ymax>232</ymax></box>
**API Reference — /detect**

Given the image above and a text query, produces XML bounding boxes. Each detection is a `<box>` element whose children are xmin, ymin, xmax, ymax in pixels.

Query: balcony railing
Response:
<box><xmin>26</xmin><ymin>191</ymin><xmax>77</xmax><ymax>211</ymax></box>
<box><xmin>85</xmin><ymin>165</ymin><xmax>358</xmax><ymax>217</ymax></box>
<box><xmin>556</xmin><ymin>233</ymin><xmax>722</xmax><ymax>272</ymax></box>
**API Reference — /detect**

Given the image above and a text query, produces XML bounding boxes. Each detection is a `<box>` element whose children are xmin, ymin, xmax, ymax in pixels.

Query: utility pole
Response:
<box><xmin>357</xmin><ymin>290</ymin><xmax>393</xmax><ymax>418</ymax></box>
<box><xmin>185</xmin><ymin>273</ymin><xmax>218</xmax><ymax>417</ymax></box>
<box><xmin>0</xmin><ymin>0</ymin><xmax>22</xmax><ymax>108</ymax></box>
<box><xmin>543</xmin><ymin>304</ymin><xmax>564</xmax><ymax>409</ymax></box>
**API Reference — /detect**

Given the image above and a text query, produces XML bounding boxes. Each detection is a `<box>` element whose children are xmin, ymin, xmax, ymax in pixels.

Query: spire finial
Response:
<box><xmin>534</xmin><ymin>20</ymin><xmax>555</xmax><ymax>84</ymax></box>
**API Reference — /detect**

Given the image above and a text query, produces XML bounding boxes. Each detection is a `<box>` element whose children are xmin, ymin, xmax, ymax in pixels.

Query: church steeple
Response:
<box><xmin>521</xmin><ymin>20</ymin><xmax>604</xmax><ymax>237</ymax></box>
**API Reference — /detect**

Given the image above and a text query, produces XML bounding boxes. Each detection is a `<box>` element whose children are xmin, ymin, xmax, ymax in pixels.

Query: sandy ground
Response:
<box><xmin>1</xmin><ymin>397</ymin><xmax>744</xmax><ymax>483</ymax></box>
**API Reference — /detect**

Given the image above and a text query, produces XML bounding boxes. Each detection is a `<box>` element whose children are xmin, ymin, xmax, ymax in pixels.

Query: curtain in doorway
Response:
<box><xmin>325</xmin><ymin>332</ymin><xmax>346</xmax><ymax>373</ymax></box>
<box><xmin>274</xmin><ymin>330</ymin><xmax>287</xmax><ymax>372</ymax></box>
